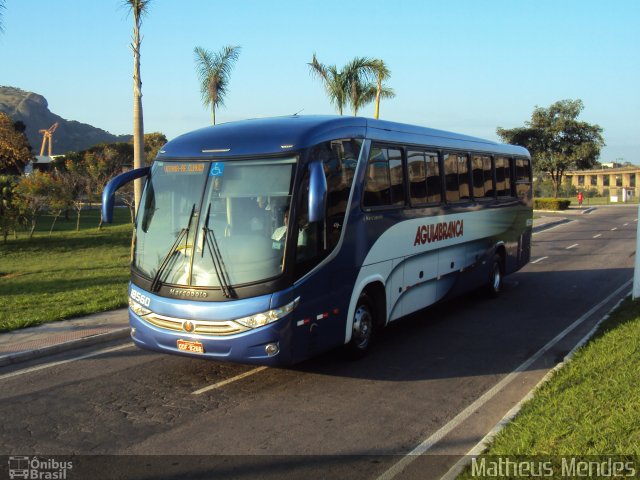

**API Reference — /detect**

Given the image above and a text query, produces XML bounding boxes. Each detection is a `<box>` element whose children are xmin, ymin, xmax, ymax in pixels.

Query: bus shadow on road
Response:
<box><xmin>292</xmin><ymin>267</ymin><xmax>632</xmax><ymax>383</ymax></box>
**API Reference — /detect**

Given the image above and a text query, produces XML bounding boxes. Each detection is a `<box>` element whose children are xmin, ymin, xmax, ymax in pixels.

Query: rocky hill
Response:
<box><xmin>0</xmin><ymin>86</ymin><xmax>131</xmax><ymax>155</ymax></box>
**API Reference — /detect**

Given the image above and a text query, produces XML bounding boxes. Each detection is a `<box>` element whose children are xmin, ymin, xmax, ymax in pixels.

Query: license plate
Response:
<box><xmin>177</xmin><ymin>339</ymin><xmax>205</xmax><ymax>354</ymax></box>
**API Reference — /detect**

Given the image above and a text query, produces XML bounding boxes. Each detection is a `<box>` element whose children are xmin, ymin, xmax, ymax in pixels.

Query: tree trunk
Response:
<box><xmin>76</xmin><ymin>209</ymin><xmax>81</xmax><ymax>232</ymax></box>
<box><xmin>29</xmin><ymin>218</ymin><xmax>36</xmax><ymax>239</ymax></box>
<box><xmin>132</xmin><ymin>18</ymin><xmax>145</xmax><ymax>216</ymax></box>
<box><xmin>49</xmin><ymin>212</ymin><xmax>61</xmax><ymax>236</ymax></box>
<box><xmin>374</xmin><ymin>78</ymin><xmax>382</xmax><ymax>119</ymax></box>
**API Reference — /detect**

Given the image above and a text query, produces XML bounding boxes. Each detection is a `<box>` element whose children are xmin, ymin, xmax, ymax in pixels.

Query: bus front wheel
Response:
<box><xmin>348</xmin><ymin>293</ymin><xmax>374</xmax><ymax>358</ymax></box>
<box><xmin>487</xmin><ymin>255</ymin><xmax>503</xmax><ymax>298</ymax></box>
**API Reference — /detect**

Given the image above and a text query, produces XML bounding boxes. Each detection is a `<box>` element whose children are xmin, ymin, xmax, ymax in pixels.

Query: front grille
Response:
<box><xmin>142</xmin><ymin>312</ymin><xmax>249</xmax><ymax>336</ymax></box>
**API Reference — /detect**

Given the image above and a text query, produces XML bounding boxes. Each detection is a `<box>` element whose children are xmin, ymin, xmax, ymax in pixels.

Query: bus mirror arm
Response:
<box><xmin>101</xmin><ymin>167</ymin><xmax>151</xmax><ymax>223</ymax></box>
<box><xmin>308</xmin><ymin>161</ymin><xmax>327</xmax><ymax>223</ymax></box>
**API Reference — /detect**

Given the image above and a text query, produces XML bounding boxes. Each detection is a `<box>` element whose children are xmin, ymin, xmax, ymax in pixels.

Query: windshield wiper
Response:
<box><xmin>202</xmin><ymin>202</ymin><xmax>234</xmax><ymax>298</ymax></box>
<box><xmin>149</xmin><ymin>204</ymin><xmax>195</xmax><ymax>292</ymax></box>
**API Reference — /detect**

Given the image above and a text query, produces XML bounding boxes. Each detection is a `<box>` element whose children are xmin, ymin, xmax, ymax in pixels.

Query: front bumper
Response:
<box><xmin>129</xmin><ymin>308</ymin><xmax>294</xmax><ymax>366</ymax></box>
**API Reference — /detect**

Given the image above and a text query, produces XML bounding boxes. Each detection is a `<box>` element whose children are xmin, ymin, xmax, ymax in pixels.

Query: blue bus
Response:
<box><xmin>103</xmin><ymin>116</ymin><xmax>532</xmax><ymax>365</ymax></box>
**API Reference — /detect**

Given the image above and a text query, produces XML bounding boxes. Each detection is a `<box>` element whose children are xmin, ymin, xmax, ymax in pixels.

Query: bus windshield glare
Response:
<box><xmin>134</xmin><ymin>158</ymin><xmax>296</xmax><ymax>289</ymax></box>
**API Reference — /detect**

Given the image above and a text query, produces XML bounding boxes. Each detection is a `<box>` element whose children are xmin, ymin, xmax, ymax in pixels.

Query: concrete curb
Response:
<box><xmin>0</xmin><ymin>327</ymin><xmax>131</xmax><ymax>367</ymax></box>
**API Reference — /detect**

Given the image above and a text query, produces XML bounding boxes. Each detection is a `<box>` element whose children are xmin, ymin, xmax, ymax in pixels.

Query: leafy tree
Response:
<box><xmin>13</xmin><ymin>172</ymin><xmax>51</xmax><ymax>238</ymax></box>
<box><xmin>194</xmin><ymin>45</ymin><xmax>241</xmax><ymax>126</ymax></box>
<box><xmin>46</xmin><ymin>173</ymin><xmax>73</xmax><ymax>235</ymax></box>
<box><xmin>58</xmin><ymin>142</ymin><xmax>133</xmax><ymax>227</ymax></box>
<box><xmin>497</xmin><ymin>99</ymin><xmax>604</xmax><ymax>197</ymax></box>
<box><xmin>142</xmin><ymin>132</ymin><xmax>167</xmax><ymax>164</ymax></box>
<box><xmin>124</xmin><ymin>0</ymin><xmax>151</xmax><ymax>212</ymax></box>
<box><xmin>0</xmin><ymin>175</ymin><xmax>19</xmax><ymax>243</ymax></box>
<box><xmin>58</xmin><ymin>159</ymin><xmax>91</xmax><ymax>231</ymax></box>
<box><xmin>0</xmin><ymin>112</ymin><xmax>32</xmax><ymax>174</ymax></box>
<box><xmin>83</xmin><ymin>143</ymin><xmax>133</xmax><ymax>227</ymax></box>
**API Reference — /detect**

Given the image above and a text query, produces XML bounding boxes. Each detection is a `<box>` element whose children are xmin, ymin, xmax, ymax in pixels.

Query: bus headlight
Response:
<box><xmin>235</xmin><ymin>297</ymin><xmax>300</xmax><ymax>329</ymax></box>
<box><xmin>129</xmin><ymin>298</ymin><xmax>151</xmax><ymax>317</ymax></box>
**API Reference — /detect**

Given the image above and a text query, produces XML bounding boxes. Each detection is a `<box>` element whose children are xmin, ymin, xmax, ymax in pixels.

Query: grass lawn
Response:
<box><xmin>459</xmin><ymin>297</ymin><xmax>640</xmax><ymax>478</ymax></box>
<box><xmin>0</xmin><ymin>208</ymin><xmax>132</xmax><ymax>331</ymax></box>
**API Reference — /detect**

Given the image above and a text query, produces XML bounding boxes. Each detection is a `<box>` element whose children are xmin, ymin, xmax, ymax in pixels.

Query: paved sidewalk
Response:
<box><xmin>0</xmin><ymin>211</ymin><xmax>588</xmax><ymax>367</ymax></box>
<box><xmin>0</xmin><ymin>309</ymin><xmax>129</xmax><ymax>367</ymax></box>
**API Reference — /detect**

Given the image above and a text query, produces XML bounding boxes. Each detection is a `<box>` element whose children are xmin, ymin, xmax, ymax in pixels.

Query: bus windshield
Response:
<box><xmin>134</xmin><ymin>158</ymin><xmax>296</xmax><ymax>289</ymax></box>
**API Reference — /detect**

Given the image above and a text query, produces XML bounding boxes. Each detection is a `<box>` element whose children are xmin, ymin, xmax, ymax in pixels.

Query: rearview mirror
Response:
<box><xmin>308</xmin><ymin>161</ymin><xmax>327</xmax><ymax>223</ymax></box>
<box><xmin>101</xmin><ymin>167</ymin><xmax>150</xmax><ymax>223</ymax></box>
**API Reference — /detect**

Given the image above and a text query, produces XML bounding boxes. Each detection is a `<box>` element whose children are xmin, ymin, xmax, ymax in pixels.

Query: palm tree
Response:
<box><xmin>343</xmin><ymin>57</ymin><xmax>377</xmax><ymax>116</ymax></box>
<box><xmin>194</xmin><ymin>45</ymin><xmax>241</xmax><ymax>126</ymax></box>
<box><xmin>309</xmin><ymin>55</ymin><xmax>395</xmax><ymax>117</ymax></box>
<box><xmin>124</xmin><ymin>0</ymin><xmax>151</xmax><ymax>212</ymax></box>
<box><xmin>308</xmin><ymin>54</ymin><xmax>348</xmax><ymax>115</ymax></box>
<box><xmin>371</xmin><ymin>60</ymin><xmax>394</xmax><ymax>119</ymax></box>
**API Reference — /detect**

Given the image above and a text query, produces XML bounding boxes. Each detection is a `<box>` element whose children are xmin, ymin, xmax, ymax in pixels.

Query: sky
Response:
<box><xmin>1</xmin><ymin>0</ymin><xmax>639</xmax><ymax>162</ymax></box>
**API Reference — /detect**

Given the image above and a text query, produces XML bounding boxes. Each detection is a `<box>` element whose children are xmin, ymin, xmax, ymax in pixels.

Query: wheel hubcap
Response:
<box><xmin>353</xmin><ymin>305</ymin><xmax>372</xmax><ymax>349</ymax></box>
<box><xmin>492</xmin><ymin>265</ymin><xmax>501</xmax><ymax>292</ymax></box>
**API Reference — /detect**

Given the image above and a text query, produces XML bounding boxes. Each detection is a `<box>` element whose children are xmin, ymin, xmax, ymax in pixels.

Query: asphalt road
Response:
<box><xmin>0</xmin><ymin>205</ymin><xmax>636</xmax><ymax>480</ymax></box>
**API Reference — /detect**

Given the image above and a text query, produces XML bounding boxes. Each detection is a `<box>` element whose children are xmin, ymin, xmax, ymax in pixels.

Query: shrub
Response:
<box><xmin>534</xmin><ymin>198</ymin><xmax>572</xmax><ymax>210</ymax></box>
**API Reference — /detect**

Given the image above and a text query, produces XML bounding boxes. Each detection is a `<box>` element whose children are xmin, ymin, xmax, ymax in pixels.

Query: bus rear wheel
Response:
<box><xmin>486</xmin><ymin>254</ymin><xmax>503</xmax><ymax>298</ymax></box>
<box><xmin>348</xmin><ymin>293</ymin><xmax>374</xmax><ymax>358</ymax></box>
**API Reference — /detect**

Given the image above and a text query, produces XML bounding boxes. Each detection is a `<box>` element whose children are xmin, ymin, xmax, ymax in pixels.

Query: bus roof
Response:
<box><xmin>157</xmin><ymin>115</ymin><xmax>530</xmax><ymax>160</ymax></box>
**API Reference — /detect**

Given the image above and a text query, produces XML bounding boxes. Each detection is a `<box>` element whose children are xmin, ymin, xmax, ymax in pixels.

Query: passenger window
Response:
<box><xmin>495</xmin><ymin>157</ymin><xmax>506</xmax><ymax>196</ymax></box>
<box><xmin>515</xmin><ymin>158</ymin><xmax>532</xmax><ymax>198</ymax></box>
<box><xmin>472</xmin><ymin>155</ymin><xmax>495</xmax><ymax>199</ymax></box>
<box><xmin>458</xmin><ymin>154</ymin><xmax>470</xmax><ymax>201</ymax></box>
<box><xmin>444</xmin><ymin>153</ymin><xmax>459</xmax><ymax>203</ymax></box>
<box><xmin>425</xmin><ymin>153</ymin><xmax>441</xmax><ymax>203</ymax></box>
<box><xmin>364</xmin><ymin>146</ymin><xmax>405</xmax><ymax>208</ymax></box>
<box><xmin>483</xmin><ymin>156</ymin><xmax>494</xmax><ymax>197</ymax></box>
<box><xmin>408</xmin><ymin>150</ymin><xmax>441</xmax><ymax>206</ymax></box>
<box><xmin>444</xmin><ymin>153</ymin><xmax>469</xmax><ymax>203</ymax></box>
<box><xmin>408</xmin><ymin>150</ymin><xmax>427</xmax><ymax>204</ymax></box>
<box><xmin>495</xmin><ymin>157</ymin><xmax>514</xmax><ymax>197</ymax></box>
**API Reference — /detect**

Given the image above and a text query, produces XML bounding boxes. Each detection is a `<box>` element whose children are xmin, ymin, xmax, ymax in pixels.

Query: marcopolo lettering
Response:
<box><xmin>413</xmin><ymin>219</ymin><xmax>464</xmax><ymax>246</ymax></box>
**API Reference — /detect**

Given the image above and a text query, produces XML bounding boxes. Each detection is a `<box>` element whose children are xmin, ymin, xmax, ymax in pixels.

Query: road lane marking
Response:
<box><xmin>377</xmin><ymin>279</ymin><xmax>632</xmax><ymax>480</ymax></box>
<box><xmin>593</xmin><ymin>234</ymin><xmax>602</xmax><ymax>238</ymax></box>
<box><xmin>623</xmin><ymin>223</ymin><xmax>629</xmax><ymax>227</ymax></box>
<box><xmin>566</xmin><ymin>244</ymin><xmax>579</xmax><ymax>249</ymax></box>
<box><xmin>192</xmin><ymin>366</ymin><xmax>268</xmax><ymax>395</ymax></box>
<box><xmin>0</xmin><ymin>344</ymin><xmax>133</xmax><ymax>381</ymax></box>
<box><xmin>530</xmin><ymin>256</ymin><xmax>548</xmax><ymax>264</ymax></box>
<box><xmin>611</xmin><ymin>227</ymin><xmax>618</xmax><ymax>231</ymax></box>
<box><xmin>532</xmin><ymin>221</ymin><xmax>569</xmax><ymax>236</ymax></box>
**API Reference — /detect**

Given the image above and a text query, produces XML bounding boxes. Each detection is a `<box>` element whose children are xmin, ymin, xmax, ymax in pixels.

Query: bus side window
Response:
<box><xmin>515</xmin><ymin>158</ymin><xmax>532</xmax><ymax>199</ymax></box>
<box><xmin>444</xmin><ymin>153</ymin><xmax>460</xmax><ymax>202</ymax></box>
<box><xmin>364</xmin><ymin>146</ymin><xmax>404</xmax><ymax>208</ymax></box>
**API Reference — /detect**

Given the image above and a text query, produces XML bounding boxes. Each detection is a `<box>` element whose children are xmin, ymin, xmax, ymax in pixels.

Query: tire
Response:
<box><xmin>347</xmin><ymin>293</ymin><xmax>375</xmax><ymax>358</ymax></box>
<box><xmin>486</xmin><ymin>254</ymin><xmax>503</xmax><ymax>298</ymax></box>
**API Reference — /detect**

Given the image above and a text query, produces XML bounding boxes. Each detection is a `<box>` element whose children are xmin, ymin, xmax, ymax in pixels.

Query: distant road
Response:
<box><xmin>0</xmin><ymin>205</ymin><xmax>635</xmax><ymax>480</ymax></box>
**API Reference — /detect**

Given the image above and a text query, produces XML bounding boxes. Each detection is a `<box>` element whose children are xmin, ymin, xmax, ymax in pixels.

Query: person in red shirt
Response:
<box><xmin>577</xmin><ymin>191</ymin><xmax>584</xmax><ymax>207</ymax></box>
